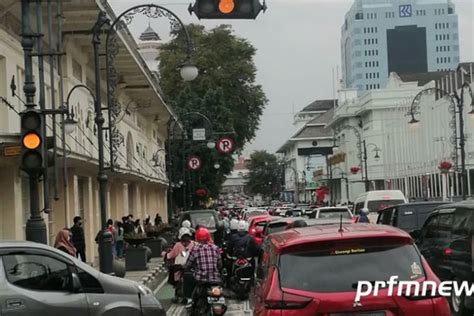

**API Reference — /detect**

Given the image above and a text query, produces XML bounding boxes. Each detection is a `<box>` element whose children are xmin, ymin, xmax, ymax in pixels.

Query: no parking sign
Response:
<box><xmin>216</xmin><ymin>137</ymin><xmax>234</xmax><ymax>154</ymax></box>
<box><xmin>187</xmin><ymin>156</ymin><xmax>202</xmax><ymax>171</ymax></box>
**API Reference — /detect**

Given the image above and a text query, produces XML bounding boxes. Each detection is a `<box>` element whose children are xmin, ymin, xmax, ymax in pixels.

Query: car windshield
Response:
<box><xmin>317</xmin><ymin>209</ymin><xmax>351</xmax><ymax>219</ymax></box>
<box><xmin>188</xmin><ymin>213</ymin><xmax>216</xmax><ymax>229</ymax></box>
<box><xmin>279</xmin><ymin>243</ymin><xmax>423</xmax><ymax>293</ymax></box>
<box><xmin>367</xmin><ymin>200</ymin><xmax>405</xmax><ymax>213</ymax></box>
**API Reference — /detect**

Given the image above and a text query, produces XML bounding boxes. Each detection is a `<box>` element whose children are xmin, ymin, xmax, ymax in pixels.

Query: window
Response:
<box><xmin>355</xmin><ymin>12</ymin><xmax>363</xmax><ymax>20</ymax></box>
<box><xmin>76</xmin><ymin>267</ymin><xmax>103</xmax><ymax>293</ymax></box>
<box><xmin>279</xmin><ymin>244</ymin><xmax>424</xmax><ymax>293</ymax></box>
<box><xmin>3</xmin><ymin>254</ymin><xmax>72</xmax><ymax>292</ymax></box>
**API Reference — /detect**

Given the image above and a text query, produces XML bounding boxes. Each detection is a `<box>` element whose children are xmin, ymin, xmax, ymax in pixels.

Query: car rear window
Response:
<box><xmin>188</xmin><ymin>213</ymin><xmax>216</xmax><ymax>229</ymax></box>
<box><xmin>279</xmin><ymin>243</ymin><xmax>423</xmax><ymax>293</ymax></box>
<box><xmin>367</xmin><ymin>200</ymin><xmax>405</xmax><ymax>213</ymax></box>
<box><xmin>267</xmin><ymin>222</ymin><xmax>289</xmax><ymax>234</ymax></box>
<box><xmin>318</xmin><ymin>209</ymin><xmax>351</xmax><ymax>219</ymax></box>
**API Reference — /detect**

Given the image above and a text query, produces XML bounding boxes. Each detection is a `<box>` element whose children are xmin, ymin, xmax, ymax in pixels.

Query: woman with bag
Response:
<box><xmin>162</xmin><ymin>227</ymin><xmax>194</xmax><ymax>303</ymax></box>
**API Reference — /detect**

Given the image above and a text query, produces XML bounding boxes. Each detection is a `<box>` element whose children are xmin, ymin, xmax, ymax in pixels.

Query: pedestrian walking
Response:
<box><xmin>54</xmin><ymin>228</ymin><xmax>76</xmax><ymax>257</ymax></box>
<box><xmin>70</xmin><ymin>216</ymin><xmax>86</xmax><ymax>262</ymax></box>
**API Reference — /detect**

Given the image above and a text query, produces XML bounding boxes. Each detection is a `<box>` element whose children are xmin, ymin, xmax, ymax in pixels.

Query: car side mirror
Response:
<box><xmin>71</xmin><ymin>273</ymin><xmax>82</xmax><ymax>293</ymax></box>
<box><xmin>410</xmin><ymin>230</ymin><xmax>421</xmax><ymax>240</ymax></box>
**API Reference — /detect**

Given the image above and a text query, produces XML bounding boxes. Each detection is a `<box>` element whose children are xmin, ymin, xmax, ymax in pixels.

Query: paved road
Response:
<box><xmin>154</xmin><ymin>282</ymin><xmax>253</xmax><ymax>315</ymax></box>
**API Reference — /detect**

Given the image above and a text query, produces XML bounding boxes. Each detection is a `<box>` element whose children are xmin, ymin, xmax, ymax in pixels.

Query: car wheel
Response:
<box><xmin>451</xmin><ymin>279</ymin><xmax>473</xmax><ymax>316</ymax></box>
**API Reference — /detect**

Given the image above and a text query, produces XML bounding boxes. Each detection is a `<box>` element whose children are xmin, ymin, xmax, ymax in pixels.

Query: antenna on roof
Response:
<box><xmin>338</xmin><ymin>214</ymin><xmax>344</xmax><ymax>233</ymax></box>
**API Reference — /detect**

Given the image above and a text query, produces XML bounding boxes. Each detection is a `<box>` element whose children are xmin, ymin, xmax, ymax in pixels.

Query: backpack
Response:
<box><xmin>233</xmin><ymin>236</ymin><xmax>250</xmax><ymax>257</ymax></box>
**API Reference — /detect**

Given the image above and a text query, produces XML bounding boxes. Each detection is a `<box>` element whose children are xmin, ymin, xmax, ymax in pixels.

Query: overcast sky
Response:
<box><xmin>109</xmin><ymin>0</ymin><xmax>474</xmax><ymax>155</ymax></box>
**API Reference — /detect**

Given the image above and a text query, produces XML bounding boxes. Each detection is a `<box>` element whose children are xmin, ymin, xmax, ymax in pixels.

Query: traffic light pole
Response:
<box><xmin>21</xmin><ymin>0</ymin><xmax>47</xmax><ymax>244</ymax></box>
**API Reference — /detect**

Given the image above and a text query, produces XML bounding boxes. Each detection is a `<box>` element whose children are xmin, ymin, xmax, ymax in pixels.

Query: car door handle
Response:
<box><xmin>6</xmin><ymin>299</ymin><xmax>25</xmax><ymax>309</ymax></box>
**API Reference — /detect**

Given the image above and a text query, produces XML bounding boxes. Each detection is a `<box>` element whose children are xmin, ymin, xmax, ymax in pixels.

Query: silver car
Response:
<box><xmin>0</xmin><ymin>241</ymin><xmax>165</xmax><ymax>316</ymax></box>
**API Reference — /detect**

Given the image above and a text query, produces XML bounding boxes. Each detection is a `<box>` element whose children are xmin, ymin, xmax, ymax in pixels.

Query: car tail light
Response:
<box><xmin>250</xmin><ymin>228</ymin><xmax>256</xmax><ymax>235</ymax></box>
<box><xmin>351</xmin><ymin>216</ymin><xmax>356</xmax><ymax>223</ymax></box>
<box><xmin>264</xmin><ymin>270</ymin><xmax>312</xmax><ymax>310</ymax></box>
<box><xmin>443</xmin><ymin>247</ymin><xmax>452</xmax><ymax>256</ymax></box>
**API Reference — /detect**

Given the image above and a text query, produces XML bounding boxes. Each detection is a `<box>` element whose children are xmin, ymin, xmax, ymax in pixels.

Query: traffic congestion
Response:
<box><xmin>153</xmin><ymin>189</ymin><xmax>473</xmax><ymax>315</ymax></box>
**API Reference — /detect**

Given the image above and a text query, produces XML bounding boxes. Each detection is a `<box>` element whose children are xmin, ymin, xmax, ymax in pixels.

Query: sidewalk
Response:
<box><xmin>125</xmin><ymin>257</ymin><xmax>168</xmax><ymax>287</ymax></box>
<box><xmin>93</xmin><ymin>257</ymin><xmax>168</xmax><ymax>288</ymax></box>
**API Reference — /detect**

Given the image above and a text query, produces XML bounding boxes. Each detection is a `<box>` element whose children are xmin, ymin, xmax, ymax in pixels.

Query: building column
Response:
<box><xmin>84</xmin><ymin>176</ymin><xmax>97</xmax><ymax>264</ymax></box>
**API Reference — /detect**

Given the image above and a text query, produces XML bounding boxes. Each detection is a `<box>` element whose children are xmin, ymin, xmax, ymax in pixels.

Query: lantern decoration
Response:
<box><xmin>350</xmin><ymin>166</ymin><xmax>361</xmax><ymax>175</ymax></box>
<box><xmin>438</xmin><ymin>160</ymin><xmax>453</xmax><ymax>174</ymax></box>
<box><xmin>195</xmin><ymin>187</ymin><xmax>208</xmax><ymax>198</ymax></box>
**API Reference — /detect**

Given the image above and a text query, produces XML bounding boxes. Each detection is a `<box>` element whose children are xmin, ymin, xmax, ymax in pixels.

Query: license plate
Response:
<box><xmin>207</xmin><ymin>297</ymin><xmax>225</xmax><ymax>304</ymax></box>
<box><xmin>329</xmin><ymin>312</ymin><xmax>385</xmax><ymax>316</ymax></box>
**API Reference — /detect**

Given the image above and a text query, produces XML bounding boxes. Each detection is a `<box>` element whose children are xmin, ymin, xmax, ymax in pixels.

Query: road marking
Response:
<box><xmin>153</xmin><ymin>276</ymin><xmax>169</xmax><ymax>295</ymax></box>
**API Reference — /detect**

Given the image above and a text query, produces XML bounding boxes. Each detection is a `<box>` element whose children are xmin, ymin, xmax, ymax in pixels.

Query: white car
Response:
<box><xmin>354</xmin><ymin>190</ymin><xmax>407</xmax><ymax>223</ymax></box>
<box><xmin>308</xmin><ymin>207</ymin><xmax>354</xmax><ymax>221</ymax></box>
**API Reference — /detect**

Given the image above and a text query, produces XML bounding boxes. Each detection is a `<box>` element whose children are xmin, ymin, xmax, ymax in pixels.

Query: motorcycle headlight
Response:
<box><xmin>138</xmin><ymin>284</ymin><xmax>153</xmax><ymax>296</ymax></box>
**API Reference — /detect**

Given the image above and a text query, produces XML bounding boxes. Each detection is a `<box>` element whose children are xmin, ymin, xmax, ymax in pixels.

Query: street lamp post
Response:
<box><xmin>408</xmin><ymin>83</ymin><xmax>474</xmax><ymax>200</ymax></box>
<box><xmin>362</xmin><ymin>140</ymin><xmax>381</xmax><ymax>192</ymax></box>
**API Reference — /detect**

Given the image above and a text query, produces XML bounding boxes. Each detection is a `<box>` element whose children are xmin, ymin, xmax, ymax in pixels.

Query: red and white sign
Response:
<box><xmin>216</xmin><ymin>137</ymin><xmax>234</xmax><ymax>154</ymax></box>
<box><xmin>187</xmin><ymin>156</ymin><xmax>202</xmax><ymax>171</ymax></box>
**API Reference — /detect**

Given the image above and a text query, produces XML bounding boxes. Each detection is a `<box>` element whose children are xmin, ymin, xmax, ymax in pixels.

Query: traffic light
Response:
<box><xmin>189</xmin><ymin>0</ymin><xmax>266</xmax><ymax>19</ymax></box>
<box><xmin>20</xmin><ymin>110</ymin><xmax>43</xmax><ymax>174</ymax></box>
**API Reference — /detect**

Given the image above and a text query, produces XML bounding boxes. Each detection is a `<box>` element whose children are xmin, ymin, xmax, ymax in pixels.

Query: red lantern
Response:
<box><xmin>438</xmin><ymin>160</ymin><xmax>452</xmax><ymax>174</ymax></box>
<box><xmin>350</xmin><ymin>166</ymin><xmax>361</xmax><ymax>175</ymax></box>
<box><xmin>195</xmin><ymin>187</ymin><xmax>208</xmax><ymax>197</ymax></box>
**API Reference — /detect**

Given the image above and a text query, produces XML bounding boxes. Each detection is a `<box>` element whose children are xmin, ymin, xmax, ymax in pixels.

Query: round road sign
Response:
<box><xmin>187</xmin><ymin>156</ymin><xmax>202</xmax><ymax>171</ymax></box>
<box><xmin>216</xmin><ymin>137</ymin><xmax>234</xmax><ymax>154</ymax></box>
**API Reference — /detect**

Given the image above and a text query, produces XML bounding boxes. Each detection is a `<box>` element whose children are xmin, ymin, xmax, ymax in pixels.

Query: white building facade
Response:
<box><xmin>342</xmin><ymin>0</ymin><xmax>460</xmax><ymax>92</ymax></box>
<box><xmin>0</xmin><ymin>0</ymin><xmax>176</xmax><ymax>263</ymax></box>
<box><xmin>278</xmin><ymin>100</ymin><xmax>335</xmax><ymax>204</ymax></box>
<box><xmin>329</xmin><ymin>64</ymin><xmax>474</xmax><ymax>203</ymax></box>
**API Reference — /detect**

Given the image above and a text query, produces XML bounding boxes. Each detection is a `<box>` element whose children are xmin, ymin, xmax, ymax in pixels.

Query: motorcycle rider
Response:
<box><xmin>357</xmin><ymin>208</ymin><xmax>371</xmax><ymax>223</ymax></box>
<box><xmin>162</xmin><ymin>227</ymin><xmax>194</xmax><ymax>303</ymax></box>
<box><xmin>228</xmin><ymin>220</ymin><xmax>259</xmax><ymax>260</ymax></box>
<box><xmin>184</xmin><ymin>227</ymin><xmax>222</xmax><ymax>313</ymax></box>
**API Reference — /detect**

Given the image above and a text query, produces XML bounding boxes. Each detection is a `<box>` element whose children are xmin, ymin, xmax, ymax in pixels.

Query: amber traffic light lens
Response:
<box><xmin>219</xmin><ymin>0</ymin><xmax>235</xmax><ymax>14</ymax></box>
<box><xmin>23</xmin><ymin>132</ymin><xmax>41</xmax><ymax>149</ymax></box>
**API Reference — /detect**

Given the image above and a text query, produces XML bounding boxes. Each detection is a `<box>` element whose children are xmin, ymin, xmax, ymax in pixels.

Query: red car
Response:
<box><xmin>248</xmin><ymin>215</ymin><xmax>277</xmax><ymax>246</ymax></box>
<box><xmin>253</xmin><ymin>224</ymin><xmax>450</xmax><ymax>316</ymax></box>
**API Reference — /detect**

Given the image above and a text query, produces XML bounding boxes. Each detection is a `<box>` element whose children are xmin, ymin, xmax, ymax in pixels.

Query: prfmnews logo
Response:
<box><xmin>355</xmin><ymin>276</ymin><xmax>474</xmax><ymax>303</ymax></box>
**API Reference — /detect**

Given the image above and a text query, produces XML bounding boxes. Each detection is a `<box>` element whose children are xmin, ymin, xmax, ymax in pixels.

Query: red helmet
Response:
<box><xmin>195</xmin><ymin>227</ymin><xmax>211</xmax><ymax>243</ymax></box>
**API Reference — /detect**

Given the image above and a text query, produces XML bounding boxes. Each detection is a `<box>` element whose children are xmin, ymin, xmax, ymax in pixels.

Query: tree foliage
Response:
<box><xmin>159</xmin><ymin>24</ymin><xmax>267</xmax><ymax>207</ymax></box>
<box><xmin>245</xmin><ymin>151</ymin><xmax>282</xmax><ymax>199</ymax></box>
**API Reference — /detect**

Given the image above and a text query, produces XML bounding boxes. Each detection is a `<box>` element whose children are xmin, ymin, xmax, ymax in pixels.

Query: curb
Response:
<box><xmin>139</xmin><ymin>262</ymin><xmax>166</xmax><ymax>287</ymax></box>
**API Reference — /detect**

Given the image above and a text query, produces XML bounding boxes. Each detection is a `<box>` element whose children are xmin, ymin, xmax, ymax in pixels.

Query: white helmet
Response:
<box><xmin>238</xmin><ymin>220</ymin><xmax>249</xmax><ymax>232</ymax></box>
<box><xmin>230</xmin><ymin>219</ymin><xmax>239</xmax><ymax>230</ymax></box>
<box><xmin>361</xmin><ymin>208</ymin><xmax>370</xmax><ymax>215</ymax></box>
<box><xmin>178</xmin><ymin>227</ymin><xmax>192</xmax><ymax>239</ymax></box>
<box><xmin>182</xmin><ymin>220</ymin><xmax>191</xmax><ymax>229</ymax></box>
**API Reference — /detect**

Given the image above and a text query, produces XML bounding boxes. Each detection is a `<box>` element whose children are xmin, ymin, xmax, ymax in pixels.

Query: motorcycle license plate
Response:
<box><xmin>207</xmin><ymin>297</ymin><xmax>225</xmax><ymax>304</ymax></box>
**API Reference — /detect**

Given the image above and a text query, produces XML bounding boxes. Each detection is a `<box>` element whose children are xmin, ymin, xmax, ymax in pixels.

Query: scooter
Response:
<box><xmin>226</xmin><ymin>254</ymin><xmax>254</xmax><ymax>300</ymax></box>
<box><xmin>187</xmin><ymin>283</ymin><xmax>227</xmax><ymax>316</ymax></box>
